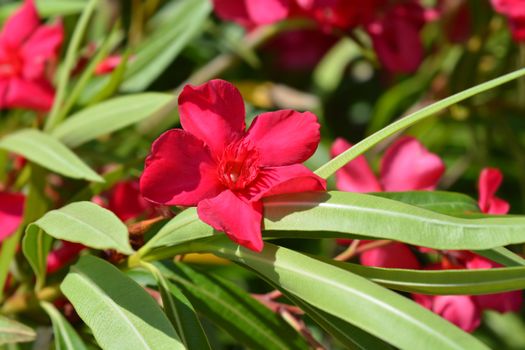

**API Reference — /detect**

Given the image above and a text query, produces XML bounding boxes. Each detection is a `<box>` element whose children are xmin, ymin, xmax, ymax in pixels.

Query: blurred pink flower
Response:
<box><xmin>0</xmin><ymin>192</ymin><xmax>25</xmax><ymax>242</ymax></box>
<box><xmin>365</xmin><ymin>2</ymin><xmax>429</xmax><ymax>73</ymax></box>
<box><xmin>140</xmin><ymin>79</ymin><xmax>326</xmax><ymax>252</ymax></box>
<box><xmin>107</xmin><ymin>180</ymin><xmax>155</xmax><ymax>222</ymax></box>
<box><xmin>331</xmin><ymin>136</ymin><xmax>445</xmax><ymax>193</ymax></box>
<box><xmin>414</xmin><ymin>294</ymin><xmax>481</xmax><ymax>332</ymax></box>
<box><xmin>478</xmin><ymin>167</ymin><xmax>510</xmax><ymax>214</ymax></box>
<box><xmin>491</xmin><ymin>0</ymin><xmax>525</xmax><ymax>41</ymax></box>
<box><xmin>466</xmin><ymin>255</ymin><xmax>522</xmax><ymax>313</ymax></box>
<box><xmin>331</xmin><ymin>136</ymin><xmax>444</xmax><ymax>268</ymax></box>
<box><xmin>46</xmin><ymin>241</ymin><xmax>84</xmax><ymax>274</ymax></box>
<box><xmin>212</xmin><ymin>0</ymin><xmax>291</xmax><ymax>28</ymax></box>
<box><xmin>0</xmin><ymin>0</ymin><xmax>63</xmax><ymax>111</ymax></box>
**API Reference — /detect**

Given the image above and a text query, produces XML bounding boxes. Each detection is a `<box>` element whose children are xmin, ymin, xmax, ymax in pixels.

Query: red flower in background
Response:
<box><xmin>478</xmin><ymin>167</ymin><xmax>509</xmax><ymax>214</ymax></box>
<box><xmin>331</xmin><ymin>136</ymin><xmax>445</xmax><ymax>193</ymax></box>
<box><xmin>212</xmin><ymin>0</ymin><xmax>435</xmax><ymax>73</ymax></box>
<box><xmin>0</xmin><ymin>192</ymin><xmax>25</xmax><ymax>242</ymax></box>
<box><xmin>0</xmin><ymin>0</ymin><xmax>63</xmax><ymax>111</ymax></box>
<box><xmin>108</xmin><ymin>180</ymin><xmax>155</xmax><ymax>222</ymax></box>
<box><xmin>140</xmin><ymin>79</ymin><xmax>326</xmax><ymax>252</ymax></box>
<box><xmin>491</xmin><ymin>0</ymin><xmax>525</xmax><ymax>41</ymax></box>
<box><xmin>331</xmin><ymin>136</ymin><xmax>444</xmax><ymax>269</ymax></box>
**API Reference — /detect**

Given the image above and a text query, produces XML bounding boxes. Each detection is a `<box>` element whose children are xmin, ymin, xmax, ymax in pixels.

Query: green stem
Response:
<box><xmin>44</xmin><ymin>0</ymin><xmax>99</xmax><ymax>132</ymax></box>
<box><xmin>315</xmin><ymin>67</ymin><xmax>525</xmax><ymax>179</ymax></box>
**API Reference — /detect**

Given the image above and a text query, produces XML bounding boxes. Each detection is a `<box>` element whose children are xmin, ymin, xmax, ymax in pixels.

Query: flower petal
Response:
<box><xmin>140</xmin><ymin>129</ymin><xmax>223</xmax><ymax>206</ymax></box>
<box><xmin>380</xmin><ymin>136</ymin><xmax>444</xmax><ymax>191</ymax></box>
<box><xmin>360</xmin><ymin>242</ymin><xmax>421</xmax><ymax>269</ymax></box>
<box><xmin>179</xmin><ymin>79</ymin><xmax>246</xmax><ymax>156</ymax></box>
<box><xmin>213</xmin><ymin>0</ymin><xmax>289</xmax><ymax>27</ymax></box>
<box><xmin>246</xmin><ymin>109</ymin><xmax>320</xmax><ymax>166</ymax></box>
<box><xmin>46</xmin><ymin>241</ymin><xmax>84</xmax><ymax>274</ymax></box>
<box><xmin>0</xmin><ymin>192</ymin><xmax>25</xmax><ymax>242</ymax></box>
<box><xmin>245</xmin><ymin>0</ymin><xmax>290</xmax><ymax>25</ymax></box>
<box><xmin>109</xmin><ymin>180</ymin><xmax>153</xmax><ymax>222</ymax></box>
<box><xmin>475</xmin><ymin>291</ymin><xmax>522</xmax><ymax>313</ymax></box>
<box><xmin>21</xmin><ymin>21</ymin><xmax>63</xmax><ymax>80</ymax></box>
<box><xmin>330</xmin><ymin>138</ymin><xmax>382</xmax><ymax>192</ymax></box>
<box><xmin>245</xmin><ymin>164</ymin><xmax>326</xmax><ymax>201</ymax></box>
<box><xmin>431</xmin><ymin>295</ymin><xmax>481</xmax><ymax>333</ymax></box>
<box><xmin>478</xmin><ymin>167</ymin><xmax>509</xmax><ymax>214</ymax></box>
<box><xmin>4</xmin><ymin>78</ymin><xmax>54</xmax><ymax>111</ymax></box>
<box><xmin>197</xmin><ymin>190</ymin><xmax>263</xmax><ymax>252</ymax></box>
<box><xmin>0</xmin><ymin>0</ymin><xmax>39</xmax><ymax>48</ymax></box>
<box><xmin>487</xmin><ymin>196</ymin><xmax>510</xmax><ymax>215</ymax></box>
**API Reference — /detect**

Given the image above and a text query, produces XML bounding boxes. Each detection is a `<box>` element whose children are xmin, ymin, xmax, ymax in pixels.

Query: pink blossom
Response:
<box><xmin>140</xmin><ymin>79</ymin><xmax>326</xmax><ymax>252</ymax></box>
<box><xmin>478</xmin><ymin>167</ymin><xmax>510</xmax><ymax>214</ymax></box>
<box><xmin>0</xmin><ymin>0</ymin><xmax>63</xmax><ymax>111</ymax></box>
<box><xmin>365</xmin><ymin>2</ymin><xmax>429</xmax><ymax>73</ymax></box>
<box><xmin>46</xmin><ymin>241</ymin><xmax>84</xmax><ymax>274</ymax></box>
<box><xmin>0</xmin><ymin>192</ymin><xmax>25</xmax><ymax>242</ymax></box>
<box><xmin>331</xmin><ymin>136</ymin><xmax>445</xmax><ymax>193</ymax></box>
<box><xmin>359</xmin><ymin>241</ymin><xmax>421</xmax><ymax>269</ymax></box>
<box><xmin>413</xmin><ymin>294</ymin><xmax>481</xmax><ymax>332</ymax></box>
<box><xmin>466</xmin><ymin>255</ymin><xmax>522</xmax><ymax>313</ymax></box>
<box><xmin>331</xmin><ymin>136</ymin><xmax>444</xmax><ymax>267</ymax></box>
<box><xmin>107</xmin><ymin>180</ymin><xmax>155</xmax><ymax>222</ymax></box>
<box><xmin>491</xmin><ymin>0</ymin><xmax>525</xmax><ymax>41</ymax></box>
<box><xmin>212</xmin><ymin>0</ymin><xmax>291</xmax><ymax>28</ymax></box>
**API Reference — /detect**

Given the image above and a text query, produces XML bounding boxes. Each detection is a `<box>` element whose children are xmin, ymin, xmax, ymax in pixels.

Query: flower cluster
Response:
<box><xmin>491</xmin><ymin>0</ymin><xmax>525</xmax><ymax>41</ymax></box>
<box><xmin>0</xmin><ymin>0</ymin><xmax>62</xmax><ymax>111</ymax></box>
<box><xmin>213</xmin><ymin>0</ymin><xmax>437</xmax><ymax>73</ymax></box>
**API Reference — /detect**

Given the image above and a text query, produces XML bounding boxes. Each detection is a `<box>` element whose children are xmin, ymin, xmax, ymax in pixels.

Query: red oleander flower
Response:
<box><xmin>365</xmin><ymin>2</ymin><xmax>430</xmax><ymax>73</ymax></box>
<box><xmin>331</xmin><ymin>136</ymin><xmax>445</xmax><ymax>193</ymax></box>
<box><xmin>0</xmin><ymin>192</ymin><xmax>25</xmax><ymax>242</ymax></box>
<box><xmin>332</xmin><ymin>136</ymin><xmax>444</xmax><ymax>268</ymax></box>
<box><xmin>478</xmin><ymin>167</ymin><xmax>510</xmax><ymax>214</ymax></box>
<box><xmin>491</xmin><ymin>0</ymin><xmax>525</xmax><ymax>41</ymax></box>
<box><xmin>46</xmin><ymin>241</ymin><xmax>84</xmax><ymax>274</ymax></box>
<box><xmin>212</xmin><ymin>0</ymin><xmax>291</xmax><ymax>28</ymax></box>
<box><xmin>108</xmin><ymin>180</ymin><xmax>155</xmax><ymax>222</ymax></box>
<box><xmin>140</xmin><ymin>79</ymin><xmax>326</xmax><ymax>251</ymax></box>
<box><xmin>0</xmin><ymin>0</ymin><xmax>63</xmax><ymax>111</ymax></box>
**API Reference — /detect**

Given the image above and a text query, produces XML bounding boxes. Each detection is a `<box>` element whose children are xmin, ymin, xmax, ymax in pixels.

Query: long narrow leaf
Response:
<box><xmin>316</xmin><ymin>67</ymin><xmax>525</xmax><ymax>178</ymax></box>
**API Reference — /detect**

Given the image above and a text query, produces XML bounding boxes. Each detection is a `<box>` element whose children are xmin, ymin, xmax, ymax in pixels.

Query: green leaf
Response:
<box><xmin>322</xmin><ymin>258</ymin><xmax>525</xmax><ymax>295</ymax></box>
<box><xmin>44</xmin><ymin>0</ymin><xmax>99</xmax><ymax>131</ymax></box>
<box><xmin>160</xmin><ymin>263</ymin><xmax>310</xmax><ymax>350</ymax></box>
<box><xmin>141</xmin><ymin>262</ymin><xmax>211</xmax><ymax>350</ymax></box>
<box><xmin>51</xmin><ymin>93</ymin><xmax>173</xmax><ymax>148</ymax></box>
<box><xmin>0</xmin><ymin>0</ymin><xmax>87</xmax><ymax>21</ymax></box>
<box><xmin>141</xmin><ymin>191</ymin><xmax>525</xmax><ymax>256</ymax></box>
<box><xmin>316</xmin><ymin>67</ymin><xmax>525</xmax><ymax>179</ymax></box>
<box><xmin>40</xmin><ymin>301</ymin><xmax>88</xmax><ymax>350</ymax></box>
<box><xmin>195</xmin><ymin>239</ymin><xmax>488</xmax><ymax>350</ymax></box>
<box><xmin>282</xmin><ymin>290</ymin><xmax>393</xmax><ymax>350</ymax></box>
<box><xmin>371</xmin><ymin>191</ymin><xmax>480</xmax><ymax>215</ymax></box>
<box><xmin>22</xmin><ymin>227</ymin><xmax>53</xmax><ymax>291</ymax></box>
<box><xmin>122</xmin><ymin>0</ymin><xmax>211</xmax><ymax>92</ymax></box>
<box><xmin>0</xmin><ymin>316</ymin><xmax>35</xmax><ymax>346</ymax></box>
<box><xmin>473</xmin><ymin>247</ymin><xmax>525</xmax><ymax>267</ymax></box>
<box><xmin>16</xmin><ymin>165</ymin><xmax>52</xmax><ymax>292</ymax></box>
<box><xmin>27</xmin><ymin>201</ymin><xmax>133</xmax><ymax>255</ymax></box>
<box><xmin>0</xmin><ymin>129</ymin><xmax>103</xmax><ymax>182</ymax></box>
<box><xmin>61</xmin><ymin>256</ymin><xmax>183</xmax><ymax>350</ymax></box>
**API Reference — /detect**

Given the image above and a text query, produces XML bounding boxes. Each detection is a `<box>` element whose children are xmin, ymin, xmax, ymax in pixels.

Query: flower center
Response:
<box><xmin>0</xmin><ymin>50</ymin><xmax>22</xmax><ymax>78</ymax></box>
<box><xmin>218</xmin><ymin>138</ymin><xmax>260</xmax><ymax>190</ymax></box>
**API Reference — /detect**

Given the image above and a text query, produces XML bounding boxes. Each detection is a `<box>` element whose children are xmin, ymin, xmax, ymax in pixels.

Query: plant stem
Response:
<box><xmin>44</xmin><ymin>0</ymin><xmax>99</xmax><ymax>132</ymax></box>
